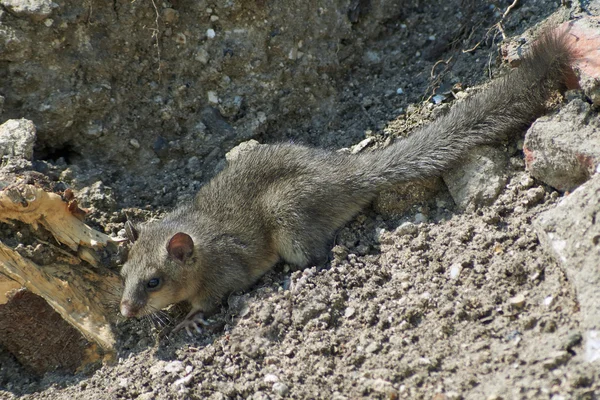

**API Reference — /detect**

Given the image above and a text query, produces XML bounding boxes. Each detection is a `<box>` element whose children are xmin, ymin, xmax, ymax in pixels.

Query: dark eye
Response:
<box><xmin>146</xmin><ymin>278</ymin><xmax>161</xmax><ymax>290</ymax></box>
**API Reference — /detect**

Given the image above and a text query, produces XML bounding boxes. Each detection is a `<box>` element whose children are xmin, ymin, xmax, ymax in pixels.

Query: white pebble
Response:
<box><xmin>509</xmin><ymin>294</ymin><xmax>526</xmax><ymax>308</ymax></box>
<box><xmin>585</xmin><ymin>330</ymin><xmax>600</xmax><ymax>363</ymax></box>
<box><xmin>207</xmin><ymin>91</ymin><xmax>219</xmax><ymax>104</ymax></box>
<box><xmin>206</xmin><ymin>28</ymin><xmax>216</xmax><ymax>39</ymax></box>
<box><xmin>519</xmin><ymin>175</ymin><xmax>534</xmax><ymax>189</ymax></box>
<box><xmin>164</xmin><ymin>360</ymin><xmax>184</xmax><ymax>373</ymax></box>
<box><xmin>396</xmin><ymin>221</ymin><xmax>417</xmax><ymax>236</ymax></box>
<box><xmin>264</xmin><ymin>374</ymin><xmax>279</xmax><ymax>383</ymax></box>
<box><xmin>173</xmin><ymin>374</ymin><xmax>193</xmax><ymax>387</ymax></box>
<box><xmin>396</xmin><ymin>88</ymin><xmax>404</xmax><ymax>95</ymax></box>
<box><xmin>129</xmin><ymin>138</ymin><xmax>140</xmax><ymax>148</ymax></box>
<box><xmin>351</xmin><ymin>137</ymin><xmax>373</xmax><ymax>154</ymax></box>
<box><xmin>543</xmin><ymin>296</ymin><xmax>554</xmax><ymax>307</ymax></box>
<box><xmin>432</xmin><ymin>94</ymin><xmax>445</xmax><ymax>104</ymax></box>
<box><xmin>449</xmin><ymin>263</ymin><xmax>462</xmax><ymax>279</ymax></box>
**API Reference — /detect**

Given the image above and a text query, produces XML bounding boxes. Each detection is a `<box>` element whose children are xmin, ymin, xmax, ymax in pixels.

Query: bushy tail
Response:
<box><xmin>361</xmin><ymin>29</ymin><xmax>574</xmax><ymax>184</ymax></box>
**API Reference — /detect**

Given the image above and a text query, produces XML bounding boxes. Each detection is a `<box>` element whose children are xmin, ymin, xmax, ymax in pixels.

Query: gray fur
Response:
<box><xmin>120</xmin><ymin>31</ymin><xmax>573</xmax><ymax>321</ymax></box>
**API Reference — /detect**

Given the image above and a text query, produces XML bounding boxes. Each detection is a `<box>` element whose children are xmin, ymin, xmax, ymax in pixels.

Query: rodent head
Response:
<box><xmin>120</xmin><ymin>221</ymin><xmax>198</xmax><ymax>319</ymax></box>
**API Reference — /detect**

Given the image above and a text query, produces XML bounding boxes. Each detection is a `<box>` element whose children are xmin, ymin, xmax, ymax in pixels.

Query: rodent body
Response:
<box><xmin>120</xmin><ymin>31</ymin><xmax>574</xmax><ymax>332</ymax></box>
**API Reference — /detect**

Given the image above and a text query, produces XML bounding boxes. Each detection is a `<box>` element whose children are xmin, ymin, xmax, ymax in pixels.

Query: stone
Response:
<box><xmin>272</xmin><ymin>382</ymin><xmax>289</xmax><ymax>396</ymax></box>
<box><xmin>534</xmin><ymin>174</ymin><xmax>600</xmax><ymax>362</ymax></box>
<box><xmin>225</xmin><ymin>140</ymin><xmax>261</xmax><ymax>163</ymax></box>
<box><xmin>0</xmin><ymin>119</ymin><xmax>36</xmax><ymax>160</ymax></box>
<box><xmin>443</xmin><ymin>146</ymin><xmax>508</xmax><ymax>210</ymax></box>
<box><xmin>524</xmin><ymin>99</ymin><xmax>600</xmax><ymax>192</ymax></box>
<box><xmin>0</xmin><ymin>0</ymin><xmax>54</xmax><ymax>21</ymax></box>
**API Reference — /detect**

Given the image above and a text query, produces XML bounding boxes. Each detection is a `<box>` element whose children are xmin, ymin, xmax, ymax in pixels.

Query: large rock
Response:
<box><xmin>524</xmin><ymin>99</ymin><xmax>600</xmax><ymax>192</ymax></box>
<box><xmin>443</xmin><ymin>145</ymin><xmax>509</xmax><ymax>210</ymax></box>
<box><xmin>0</xmin><ymin>0</ymin><xmax>54</xmax><ymax>21</ymax></box>
<box><xmin>0</xmin><ymin>119</ymin><xmax>36</xmax><ymax>160</ymax></box>
<box><xmin>533</xmin><ymin>174</ymin><xmax>600</xmax><ymax>363</ymax></box>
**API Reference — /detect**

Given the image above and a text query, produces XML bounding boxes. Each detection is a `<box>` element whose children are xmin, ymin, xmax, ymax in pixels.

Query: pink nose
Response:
<box><xmin>120</xmin><ymin>300</ymin><xmax>137</xmax><ymax>318</ymax></box>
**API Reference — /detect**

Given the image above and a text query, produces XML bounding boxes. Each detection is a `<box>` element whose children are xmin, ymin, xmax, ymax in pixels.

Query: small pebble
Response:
<box><xmin>449</xmin><ymin>263</ymin><xmax>462</xmax><ymax>280</ymax></box>
<box><xmin>519</xmin><ymin>175</ymin><xmax>534</xmax><ymax>189</ymax></box>
<box><xmin>206</xmin><ymin>28</ymin><xmax>216</xmax><ymax>39</ymax></box>
<box><xmin>273</xmin><ymin>382</ymin><xmax>290</xmax><ymax>396</ymax></box>
<box><xmin>543</xmin><ymin>295</ymin><xmax>555</xmax><ymax>307</ymax></box>
<box><xmin>563</xmin><ymin>332</ymin><xmax>582</xmax><ymax>351</ymax></box>
<box><xmin>164</xmin><ymin>360</ymin><xmax>184</xmax><ymax>373</ymax></box>
<box><xmin>173</xmin><ymin>375</ymin><xmax>193</xmax><ymax>387</ymax></box>
<box><xmin>585</xmin><ymin>330</ymin><xmax>600</xmax><ymax>362</ymax></box>
<box><xmin>264</xmin><ymin>374</ymin><xmax>279</xmax><ymax>383</ymax></box>
<box><xmin>195</xmin><ymin>48</ymin><xmax>209</xmax><ymax>64</ymax></box>
<box><xmin>395</xmin><ymin>222</ymin><xmax>417</xmax><ymax>236</ymax></box>
<box><xmin>365</xmin><ymin>342</ymin><xmax>381</xmax><ymax>353</ymax></box>
<box><xmin>207</xmin><ymin>91</ymin><xmax>219</xmax><ymax>104</ymax></box>
<box><xmin>525</xmin><ymin>187</ymin><xmax>545</xmax><ymax>205</ymax></box>
<box><xmin>350</xmin><ymin>137</ymin><xmax>373</xmax><ymax>154</ymax></box>
<box><xmin>542</xmin><ymin>350</ymin><xmax>571</xmax><ymax>370</ymax></box>
<box><xmin>162</xmin><ymin>8</ymin><xmax>178</xmax><ymax>23</ymax></box>
<box><xmin>344</xmin><ymin>307</ymin><xmax>355</xmax><ymax>318</ymax></box>
<box><xmin>432</xmin><ymin>94</ymin><xmax>446</xmax><ymax>104</ymax></box>
<box><xmin>129</xmin><ymin>138</ymin><xmax>140</xmax><ymax>148</ymax></box>
<box><xmin>508</xmin><ymin>294</ymin><xmax>526</xmax><ymax>309</ymax></box>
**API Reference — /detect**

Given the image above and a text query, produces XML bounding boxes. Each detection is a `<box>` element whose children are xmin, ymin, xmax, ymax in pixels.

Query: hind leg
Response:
<box><xmin>273</xmin><ymin>226</ymin><xmax>333</xmax><ymax>268</ymax></box>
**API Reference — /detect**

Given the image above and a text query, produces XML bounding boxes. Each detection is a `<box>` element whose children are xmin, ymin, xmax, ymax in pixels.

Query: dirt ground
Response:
<box><xmin>1</xmin><ymin>0</ymin><xmax>599</xmax><ymax>399</ymax></box>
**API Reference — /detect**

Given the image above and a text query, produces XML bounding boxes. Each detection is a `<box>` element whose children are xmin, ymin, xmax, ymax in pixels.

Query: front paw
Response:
<box><xmin>172</xmin><ymin>313</ymin><xmax>210</xmax><ymax>337</ymax></box>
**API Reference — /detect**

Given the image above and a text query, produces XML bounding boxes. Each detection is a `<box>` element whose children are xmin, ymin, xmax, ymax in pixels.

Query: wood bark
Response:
<box><xmin>0</xmin><ymin>183</ymin><xmax>123</xmax><ymax>372</ymax></box>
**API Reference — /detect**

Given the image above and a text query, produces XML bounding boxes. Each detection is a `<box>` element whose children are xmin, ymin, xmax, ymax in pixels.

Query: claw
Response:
<box><xmin>172</xmin><ymin>312</ymin><xmax>210</xmax><ymax>336</ymax></box>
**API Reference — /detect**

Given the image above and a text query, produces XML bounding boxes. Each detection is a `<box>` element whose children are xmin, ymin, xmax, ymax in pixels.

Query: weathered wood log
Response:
<box><xmin>0</xmin><ymin>183</ymin><xmax>123</xmax><ymax>372</ymax></box>
<box><xmin>0</xmin><ymin>184</ymin><xmax>112</xmax><ymax>252</ymax></box>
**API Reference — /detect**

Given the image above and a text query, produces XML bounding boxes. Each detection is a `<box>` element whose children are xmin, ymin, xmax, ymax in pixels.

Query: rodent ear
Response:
<box><xmin>167</xmin><ymin>232</ymin><xmax>194</xmax><ymax>263</ymax></box>
<box><xmin>125</xmin><ymin>220</ymin><xmax>139</xmax><ymax>243</ymax></box>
